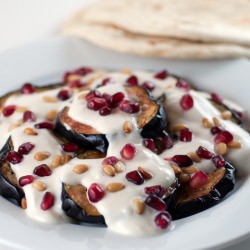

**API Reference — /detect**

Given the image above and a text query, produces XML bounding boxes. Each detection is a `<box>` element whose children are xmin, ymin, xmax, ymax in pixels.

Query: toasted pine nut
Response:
<box><xmin>221</xmin><ymin>111</ymin><xmax>232</xmax><ymax>120</ymax></box>
<box><xmin>123</xmin><ymin>121</ymin><xmax>133</xmax><ymax>134</ymax></box>
<box><xmin>133</xmin><ymin>198</ymin><xmax>145</xmax><ymax>215</ymax></box>
<box><xmin>120</xmin><ymin>68</ymin><xmax>132</xmax><ymax>74</ymax></box>
<box><xmin>51</xmin><ymin>155</ymin><xmax>62</xmax><ymax>168</ymax></box>
<box><xmin>228</xmin><ymin>141</ymin><xmax>242</xmax><ymax>149</ymax></box>
<box><xmin>172</xmin><ymin>124</ymin><xmax>186</xmax><ymax>133</ymax></box>
<box><xmin>16</xmin><ymin>106</ymin><xmax>28</xmax><ymax>112</ymax></box>
<box><xmin>114</xmin><ymin>161</ymin><xmax>126</xmax><ymax>173</ymax></box>
<box><xmin>32</xmin><ymin>181</ymin><xmax>47</xmax><ymax>191</ymax></box>
<box><xmin>182</xmin><ymin>166</ymin><xmax>198</xmax><ymax>174</ymax></box>
<box><xmin>106</xmin><ymin>182</ymin><xmax>125</xmax><ymax>192</ymax></box>
<box><xmin>73</xmin><ymin>164</ymin><xmax>89</xmax><ymax>174</ymax></box>
<box><xmin>187</xmin><ymin>152</ymin><xmax>201</xmax><ymax>163</ymax></box>
<box><xmin>102</xmin><ymin>164</ymin><xmax>116</xmax><ymax>177</ymax></box>
<box><xmin>46</xmin><ymin>110</ymin><xmax>58</xmax><ymax>121</ymax></box>
<box><xmin>63</xmin><ymin>154</ymin><xmax>72</xmax><ymax>164</ymax></box>
<box><xmin>34</xmin><ymin>151</ymin><xmax>50</xmax><ymax>161</ymax></box>
<box><xmin>213</xmin><ymin>117</ymin><xmax>221</xmax><ymax>126</ymax></box>
<box><xmin>138</xmin><ymin>166</ymin><xmax>152</xmax><ymax>180</ymax></box>
<box><xmin>179</xmin><ymin>173</ymin><xmax>191</xmax><ymax>184</ymax></box>
<box><xmin>78</xmin><ymin>93</ymin><xmax>87</xmax><ymax>99</ymax></box>
<box><xmin>67</xmin><ymin>74</ymin><xmax>81</xmax><ymax>82</ymax></box>
<box><xmin>24</xmin><ymin>127</ymin><xmax>38</xmax><ymax>136</ymax></box>
<box><xmin>215</xmin><ymin>143</ymin><xmax>228</xmax><ymax>155</ymax></box>
<box><xmin>43</xmin><ymin>96</ymin><xmax>58</xmax><ymax>103</ymax></box>
<box><xmin>21</xmin><ymin>198</ymin><xmax>27</xmax><ymax>209</ymax></box>
<box><xmin>202</xmin><ymin>118</ymin><xmax>213</xmax><ymax>128</ymax></box>
<box><xmin>170</xmin><ymin>164</ymin><xmax>182</xmax><ymax>175</ymax></box>
<box><xmin>8</xmin><ymin>124</ymin><xmax>19</xmax><ymax>132</ymax></box>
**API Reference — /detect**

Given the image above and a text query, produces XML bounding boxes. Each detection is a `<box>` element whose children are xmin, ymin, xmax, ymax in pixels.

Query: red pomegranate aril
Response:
<box><xmin>35</xmin><ymin>122</ymin><xmax>54</xmax><ymax>130</ymax></box>
<box><xmin>211</xmin><ymin>126</ymin><xmax>223</xmax><ymax>135</ymax></box>
<box><xmin>119</xmin><ymin>100</ymin><xmax>140</xmax><ymax>114</ymax></box>
<box><xmin>61</xmin><ymin>142</ymin><xmax>79</xmax><ymax>152</ymax></box>
<box><xmin>110</xmin><ymin>92</ymin><xmax>125</xmax><ymax>108</ymax></box>
<box><xmin>171</xmin><ymin>155</ymin><xmax>193</xmax><ymax>167</ymax></box>
<box><xmin>21</xmin><ymin>83</ymin><xmax>35</xmax><ymax>94</ymax></box>
<box><xmin>33</xmin><ymin>164</ymin><xmax>52</xmax><ymax>177</ymax></box>
<box><xmin>57</xmin><ymin>89</ymin><xmax>72</xmax><ymax>101</ymax></box>
<box><xmin>143</xmin><ymin>138</ymin><xmax>156</xmax><ymax>152</ymax></box>
<box><xmin>145</xmin><ymin>195</ymin><xmax>167</xmax><ymax>211</ymax></box>
<box><xmin>176</xmin><ymin>79</ymin><xmax>191</xmax><ymax>91</ymax></box>
<box><xmin>154</xmin><ymin>70</ymin><xmax>168</xmax><ymax>80</ymax></box>
<box><xmin>63</xmin><ymin>71</ymin><xmax>71</xmax><ymax>82</ymax></box>
<box><xmin>126</xmin><ymin>75</ymin><xmax>138</xmax><ymax>86</ymax></box>
<box><xmin>161</xmin><ymin>134</ymin><xmax>173</xmax><ymax>150</ymax></box>
<box><xmin>120</xmin><ymin>143</ymin><xmax>136</xmax><ymax>160</ymax></box>
<box><xmin>87</xmin><ymin>97</ymin><xmax>108</xmax><ymax>111</ymax></box>
<box><xmin>68</xmin><ymin>80</ymin><xmax>84</xmax><ymax>88</ymax></box>
<box><xmin>6</xmin><ymin>151</ymin><xmax>23</xmax><ymax>164</ymax></box>
<box><xmin>88</xmin><ymin>183</ymin><xmax>105</xmax><ymax>203</ymax></box>
<box><xmin>102</xmin><ymin>156</ymin><xmax>118</xmax><ymax>166</ymax></box>
<box><xmin>179</xmin><ymin>128</ymin><xmax>192</xmax><ymax>142</ymax></box>
<box><xmin>211</xmin><ymin>92</ymin><xmax>223</xmax><ymax>103</ymax></box>
<box><xmin>102</xmin><ymin>93</ymin><xmax>111</xmax><ymax>101</ymax></box>
<box><xmin>18</xmin><ymin>142</ymin><xmax>35</xmax><ymax>155</ymax></box>
<box><xmin>19</xmin><ymin>175</ymin><xmax>34</xmax><ymax>187</ymax></box>
<box><xmin>102</xmin><ymin>77</ymin><xmax>111</xmax><ymax>86</ymax></box>
<box><xmin>155</xmin><ymin>211</ymin><xmax>172</xmax><ymax>230</ymax></box>
<box><xmin>99</xmin><ymin>106</ymin><xmax>112</xmax><ymax>116</ymax></box>
<box><xmin>214</xmin><ymin>130</ymin><xmax>233</xmax><ymax>144</ymax></box>
<box><xmin>196</xmin><ymin>146</ymin><xmax>214</xmax><ymax>159</ymax></box>
<box><xmin>142</xmin><ymin>81</ymin><xmax>155</xmax><ymax>91</ymax></box>
<box><xmin>144</xmin><ymin>185</ymin><xmax>163</xmax><ymax>196</ymax></box>
<box><xmin>212</xmin><ymin>155</ymin><xmax>226</xmax><ymax>168</ymax></box>
<box><xmin>23</xmin><ymin>110</ymin><xmax>36</xmax><ymax>122</ymax></box>
<box><xmin>74</xmin><ymin>67</ymin><xmax>93</xmax><ymax>76</ymax></box>
<box><xmin>86</xmin><ymin>90</ymin><xmax>102</xmax><ymax>101</ymax></box>
<box><xmin>126</xmin><ymin>170</ymin><xmax>144</xmax><ymax>185</ymax></box>
<box><xmin>2</xmin><ymin>105</ymin><xmax>16</xmax><ymax>117</ymax></box>
<box><xmin>189</xmin><ymin>170</ymin><xmax>208</xmax><ymax>189</ymax></box>
<box><xmin>41</xmin><ymin>192</ymin><xmax>54</xmax><ymax>210</ymax></box>
<box><xmin>180</xmin><ymin>94</ymin><xmax>194</xmax><ymax>111</ymax></box>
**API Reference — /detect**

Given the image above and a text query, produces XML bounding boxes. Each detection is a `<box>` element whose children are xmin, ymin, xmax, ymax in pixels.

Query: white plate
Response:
<box><xmin>0</xmin><ymin>37</ymin><xmax>250</xmax><ymax>250</ymax></box>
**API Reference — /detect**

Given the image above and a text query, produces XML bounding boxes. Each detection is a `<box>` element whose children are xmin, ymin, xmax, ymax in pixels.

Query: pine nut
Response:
<box><xmin>32</xmin><ymin>181</ymin><xmax>47</xmax><ymax>191</ymax></box>
<box><xmin>228</xmin><ymin>140</ymin><xmax>242</xmax><ymax>149</ymax></box>
<box><xmin>46</xmin><ymin>110</ymin><xmax>58</xmax><ymax>121</ymax></box>
<box><xmin>8</xmin><ymin>124</ymin><xmax>19</xmax><ymax>132</ymax></box>
<box><xmin>114</xmin><ymin>161</ymin><xmax>126</xmax><ymax>173</ymax></box>
<box><xmin>133</xmin><ymin>198</ymin><xmax>145</xmax><ymax>215</ymax></box>
<box><xmin>106</xmin><ymin>182</ymin><xmax>125</xmax><ymax>192</ymax></box>
<box><xmin>67</xmin><ymin>74</ymin><xmax>81</xmax><ymax>82</ymax></box>
<box><xmin>43</xmin><ymin>96</ymin><xmax>58</xmax><ymax>103</ymax></box>
<box><xmin>202</xmin><ymin>118</ymin><xmax>213</xmax><ymax>128</ymax></box>
<box><xmin>172</xmin><ymin>124</ymin><xmax>186</xmax><ymax>133</ymax></box>
<box><xmin>102</xmin><ymin>164</ymin><xmax>116</xmax><ymax>177</ymax></box>
<box><xmin>51</xmin><ymin>155</ymin><xmax>62</xmax><ymax>168</ymax></box>
<box><xmin>73</xmin><ymin>164</ymin><xmax>89</xmax><ymax>174</ymax></box>
<box><xmin>34</xmin><ymin>151</ymin><xmax>50</xmax><ymax>161</ymax></box>
<box><xmin>179</xmin><ymin>173</ymin><xmax>191</xmax><ymax>184</ymax></box>
<box><xmin>78</xmin><ymin>93</ymin><xmax>87</xmax><ymax>99</ymax></box>
<box><xmin>187</xmin><ymin>152</ymin><xmax>201</xmax><ymax>163</ymax></box>
<box><xmin>221</xmin><ymin>111</ymin><xmax>232</xmax><ymax>120</ymax></box>
<box><xmin>123</xmin><ymin>121</ymin><xmax>133</xmax><ymax>134</ymax></box>
<box><xmin>21</xmin><ymin>198</ymin><xmax>27</xmax><ymax>209</ymax></box>
<box><xmin>120</xmin><ymin>68</ymin><xmax>132</xmax><ymax>74</ymax></box>
<box><xmin>213</xmin><ymin>117</ymin><xmax>221</xmax><ymax>126</ymax></box>
<box><xmin>182</xmin><ymin>166</ymin><xmax>198</xmax><ymax>174</ymax></box>
<box><xmin>16</xmin><ymin>106</ymin><xmax>28</xmax><ymax>112</ymax></box>
<box><xmin>24</xmin><ymin>127</ymin><xmax>38</xmax><ymax>136</ymax></box>
<box><xmin>170</xmin><ymin>164</ymin><xmax>182</xmax><ymax>175</ymax></box>
<box><xmin>138</xmin><ymin>166</ymin><xmax>152</xmax><ymax>180</ymax></box>
<box><xmin>215</xmin><ymin>143</ymin><xmax>228</xmax><ymax>155</ymax></box>
<box><xmin>63</xmin><ymin>154</ymin><xmax>72</xmax><ymax>164</ymax></box>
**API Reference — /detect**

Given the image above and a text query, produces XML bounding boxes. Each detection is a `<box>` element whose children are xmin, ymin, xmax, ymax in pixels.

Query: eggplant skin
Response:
<box><xmin>61</xmin><ymin>184</ymin><xmax>106</xmax><ymax>227</ymax></box>
<box><xmin>0</xmin><ymin>138</ymin><xmax>24</xmax><ymax>206</ymax></box>
<box><xmin>167</xmin><ymin>162</ymin><xmax>235</xmax><ymax>220</ymax></box>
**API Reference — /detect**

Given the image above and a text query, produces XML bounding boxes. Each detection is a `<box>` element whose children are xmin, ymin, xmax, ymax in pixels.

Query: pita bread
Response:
<box><xmin>63</xmin><ymin>11</ymin><xmax>250</xmax><ymax>59</ymax></box>
<box><xmin>81</xmin><ymin>0</ymin><xmax>250</xmax><ymax>46</ymax></box>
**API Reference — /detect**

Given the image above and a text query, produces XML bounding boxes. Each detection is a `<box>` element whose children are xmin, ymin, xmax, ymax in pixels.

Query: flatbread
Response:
<box><xmin>63</xmin><ymin>11</ymin><xmax>250</xmax><ymax>59</ymax></box>
<box><xmin>81</xmin><ymin>0</ymin><xmax>250</xmax><ymax>46</ymax></box>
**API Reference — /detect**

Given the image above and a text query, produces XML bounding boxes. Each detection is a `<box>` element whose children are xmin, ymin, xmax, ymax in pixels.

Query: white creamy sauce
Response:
<box><xmin>0</xmin><ymin>69</ymin><xmax>249</xmax><ymax>236</ymax></box>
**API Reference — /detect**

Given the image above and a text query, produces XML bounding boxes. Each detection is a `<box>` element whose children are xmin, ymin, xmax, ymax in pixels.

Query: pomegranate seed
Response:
<box><xmin>155</xmin><ymin>211</ymin><xmax>172</xmax><ymax>230</ymax></box>
<box><xmin>179</xmin><ymin>128</ymin><xmax>192</xmax><ymax>142</ymax></box>
<box><xmin>33</xmin><ymin>164</ymin><xmax>52</xmax><ymax>177</ymax></box>
<box><xmin>19</xmin><ymin>175</ymin><xmax>34</xmax><ymax>187</ymax></box>
<box><xmin>86</xmin><ymin>90</ymin><xmax>102</xmax><ymax>101</ymax></box>
<box><xmin>142</xmin><ymin>81</ymin><xmax>155</xmax><ymax>91</ymax></box>
<box><xmin>145</xmin><ymin>195</ymin><xmax>167</xmax><ymax>211</ymax></box>
<box><xmin>21</xmin><ymin>83</ymin><xmax>35</xmax><ymax>94</ymax></box>
<box><xmin>102</xmin><ymin>77</ymin><xmax>111</xmax><ymax>86</ymax></box>
<box><xmin>68</xmin><ymin>80</ymin><xmax>84</xmax><ymax>88</ymax></box>
<box><xmin>161</xmin><ymin>134</ymin><xmax>174</xmax><ymax>150</ymax></box>
<box><xmin>99</xmin><ymin>106</ymin><xmax>112</xmax><ymax>116</ymax></box>
<box><xmin>196</xmin><ymin>146</ymin><xmax>214</xmax><ymax>159</ymax></box>
<box><xmin>2</xmin><ymin>105</ymin><xmax>16</xmax><ymax>117</ymax></box>
<box><xmin>171</xmin><ymin>155</ymin><xmax>193</xmax><ymax>167</ymax></box>
<box><xmin>18</xmin><ymin>142</ymin><xmax>35</xmax><ymax>155</ymax></box>
<box><xmin>74</xmin><ymin>67</ymin><xmax>93</xmax><ymax>76</ymax></box>
<box><xmin>57</xmin><ymin>89</ymin><xmax>72</xmax><ymax>101</ymax></box>
<box><xmin>189</xmin><ymin>170</ymin><xmax>208</xmax><ymax>189</ymax></box>
<box><xmin>63</xmin><ymin>71</ymin><xmax>71</xmax><ymax>82</ymax></box>
<box><xmin>120</xmin><ymin>143</ymin><xmax>136</xmax><ymax>160</ymax></box>
<box><xmin>143</xmin><ymin>138</ymin><xmax>156</xmax><ymax>152</ymax></box>
<box><xmin>88</xmin><ymin>183</ymin><xmax>105</xmax><ymax>203</ymax></box>
<box><xmin>23</xmin><ymin>110</ymin><xmax>36</xmax><ymax>122</ymax></box>
<box><xmin>144</xmin><ymin>185</ymin><xmax>163</xmax><ymax>196</ymax></box>
<box><xmin>102</xmin><ymin>156</ymin><xmax>118</xmax><ymax>166</ymax></box>
<box><xmin>126</xmin><ymin>170</ymin><xmax>144</xmax><ymax>185</ymax></box>
<box><xmin>119</xmin><ymin>100</ymin><xmax>140</xmax><ymax>114</ymax></box>
<box><xmin>214</xmin><ymin>130</ymin><xmax>233</xmax><ymax>144</ymax></box>
<box><xmin>154</xmin><ymin>70</ymin><xmax>168</xmax><ymax>79</ymax></box>
<box><xmin>176</xmin><ymin>79</ymin><xmax>191</xmax><ymax>91</ymax></box>
<box><xmin>211</xmin><ymin>92</ymin><xmax>223</xmax><ymax>103</ymax></box>
<box><xmin>180</xmin><ymin>94</ymin><xmax>194</xmax><ymax>111</ymax></box>
<box><xmin>87</xmin><ymin>97</ymin><xmax>108</xmax><ymax>111</ymax></box>
<box><xmin>110</xmin><ymin>92</ymin><xmax>125</xmax><ymax>108</ymax></box>
<box><xmin>41</xmin><ymin>192</ymin><xmax>54</xmax><ymax>210</ymax></box>
<box><xmin>102</xmin><ymin>93</ymin><xmax>111</xmax><ymax>101</ymax></box>
<box><xmin>212</xmin><ymin>155</ymin><xmax>226</xmax><ymax>168</ymax></box>
<box><xmin>61</xmin><ymin>142</ymin><xmax>79</xmax><ymax>152</ymax></box>
<box><xmin>126</xmin><ymin>75</ymin><xmax>138</xmax><ymax>86</ymax></box>
<box><xmin>211</xmin><ymin>126</ymin><xmax>223</xmax><ymax>135</ymax></box>
<box><xmin>35</xmin><ymin>122</ymin><xmax>54</xmax><ymax>130</ymax></box>
<box><xmin>6</xmin><ymin>151</ymin><xmax>23</xmax><ymax>164</ymax></box>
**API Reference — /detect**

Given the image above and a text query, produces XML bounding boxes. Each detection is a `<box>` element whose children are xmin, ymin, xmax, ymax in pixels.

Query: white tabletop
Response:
<box><xmin>0</xmin><ymin>1</ymin><xmax>249</xmax><ymax>249</ymax></box>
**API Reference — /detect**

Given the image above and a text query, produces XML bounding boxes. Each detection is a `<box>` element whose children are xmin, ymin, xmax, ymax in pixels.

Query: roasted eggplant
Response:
<box><xmin>61</xmin><ymin>184</ymin><xmax>106</xmax><ymax>226</ymax></box>
<box><xmin>167</xmin><ymin>162</ymin><xmax>235</xmax><ymax>220</ymax></box>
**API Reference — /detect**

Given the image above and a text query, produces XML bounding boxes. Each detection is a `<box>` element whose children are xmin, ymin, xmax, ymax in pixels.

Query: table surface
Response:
<box><xmin>0</xmin><ymin>1</ymin><xmax>249</xmax><ymax>249</ymax></box>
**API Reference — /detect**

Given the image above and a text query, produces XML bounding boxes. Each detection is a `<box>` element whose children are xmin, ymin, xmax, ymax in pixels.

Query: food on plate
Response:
<box><xmin>0</xmin><ymin>67</ymin><xmax>249</xmax><ymax>236</ymax></box>
<box><xmin>62</xmin><ymin>0</ymin><xmax>250</xmax><ymax>59</ymax></box>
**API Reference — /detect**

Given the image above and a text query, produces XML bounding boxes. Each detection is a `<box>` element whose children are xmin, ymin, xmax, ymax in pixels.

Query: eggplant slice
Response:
<box><xmin>167</xmin><ymin>162</ymin><xmax>235</xmax><ymax>220</ymax></box>
<box><xmin>61</xmin><ymin>184</ymin><xmax>106</xmax><ymax>226</ymax></box>
<box><xmin>0</xmin><ymin>138</ymin><xmax>24</xmax><ymax>206</ymax></box>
